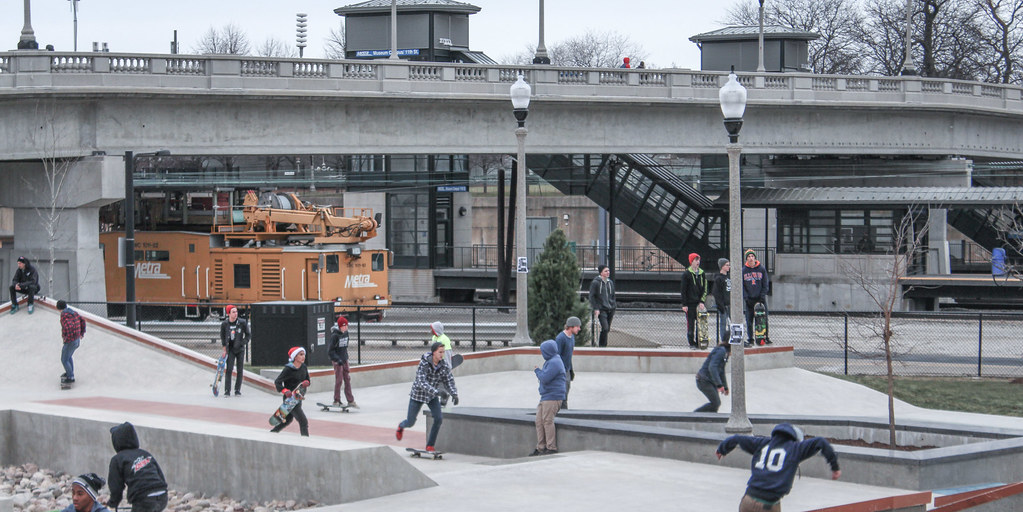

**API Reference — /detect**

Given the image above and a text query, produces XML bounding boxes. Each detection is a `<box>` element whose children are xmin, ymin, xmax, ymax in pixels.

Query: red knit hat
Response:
<box><xmin>688</xmin><ymin>253</ymin><xmax>700</xmax><ymax>265</ymax></box>
<box><xmin>288</xmin><ymin>346</ymin><xmax>306</xmax><ymax>362</ymax></box>
<box><xmin>337</xmin><ymin>316</ymin><xmax>348</xmax><ymax>327</ymax></box>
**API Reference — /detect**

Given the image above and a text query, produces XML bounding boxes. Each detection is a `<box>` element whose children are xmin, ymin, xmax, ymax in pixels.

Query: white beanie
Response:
<box><xmin>288</xmin><ymin>346</ymin><xmax>306</xmax><ymax>362</ymax></box>
<box><xmin>431</xmin><ymin>321</ymin><xmax>444</xmax><ymax>335</ymax></box>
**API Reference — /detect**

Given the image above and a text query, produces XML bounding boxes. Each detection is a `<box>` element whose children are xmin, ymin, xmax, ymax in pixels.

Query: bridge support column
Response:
<box><xmin>928</xmin><ymin>208</ymin><xmax>950</xmax><ymax>275</ymax></box>
<box><xmin>0</xmin><ymin>155</ymin><xmax>123</xmax><ymax>310</ymax></box>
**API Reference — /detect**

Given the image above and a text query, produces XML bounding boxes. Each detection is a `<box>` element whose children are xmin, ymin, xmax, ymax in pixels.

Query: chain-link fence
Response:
<box><xmin>72</xmin><ymin>301</ymin><xmax>1023</xmax><ymax>377</ymax></box>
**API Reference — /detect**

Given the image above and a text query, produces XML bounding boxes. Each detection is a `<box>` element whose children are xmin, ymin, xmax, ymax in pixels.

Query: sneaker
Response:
<box><xmin>395</xmin><ymin>426</ymin><xmax>404</xmax><ymax>441</ymax></box>
<box><xmin>223</xmin><ymin>393</ymin><xmax>230</xmax><ymax>398</ymax></box>
<box><xmin>545</xmin><ymin>449</ymin><xmax>558</xmax><ymax>455</ymax></box>
<box><xmin>765</xmin><ymin>339</ymin><xmax>774</xmax><ymax>345</ymax></box>
<box><xmin>9</xmin><ymin>304</ymin><xmax>17</xmax><ymax>314</ymax></box>
<box><xmin>528</xmin><ymin>449</ymin><xmax>545</xmax><ymax>456</ymax></box>
<box><xmin>27</xmin><ymin>304</ymin><xmax>33</xmax><ymax>314</ymax></box>
<box><xmin>331</xmin><ymin>400</ymin><xmax>343</xmax><ymax>407</ymax></box>
<box><xmin>347</xmin><ymin>401</ymin><xmax>359</xmax><ymax>409</ymax></box>
<box><xmin>425</xmin><ymin>445</ymin><xmax>435</xmax><ymax>452</ymax></box>
<box><xmin>61</xmin><ymin>373</ymin><xmax>67</xmax><ymax>379</ymax></box>
<box><xmin>68</xmin><ymin>378</ymin><xmax>75</xmax><ymax>383</ymax></box>
<box><xmin>234</xmin><ymin>390</ymin><xmax>242</xmax><ymax>396</ymax></box>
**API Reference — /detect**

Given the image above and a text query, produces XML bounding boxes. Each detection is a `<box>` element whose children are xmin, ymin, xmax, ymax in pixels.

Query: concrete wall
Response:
<box><xmin>0</xmin><ymin>410</ymin><xmax>435</xmax><ymax>504</ymax></box>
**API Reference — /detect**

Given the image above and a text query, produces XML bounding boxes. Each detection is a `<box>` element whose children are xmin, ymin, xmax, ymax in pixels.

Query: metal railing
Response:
<box><xmin>71</xmin><ymin>301</ymin><xmax>1023</xmax><ymax>377</ymax></box>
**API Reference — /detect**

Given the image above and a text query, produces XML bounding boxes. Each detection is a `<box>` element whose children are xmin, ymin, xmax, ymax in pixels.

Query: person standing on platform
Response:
<box><xmin>589</xmin><ymin>265</ymin><xmax>616</xmax><ymax>347</ymax></box>
<box><xmin>220</xmin><ymin>305</ymin><xmax>250</xmax><ymax>396</ymax></box>
<box><xmin>711</xmin><ymin>258</ymin><xmax>731</xmax><ymax>343</ymax></box>
<box><xmin>329</xmin><ymin>316</ymin><xmax>357</xmax><ymax>408</ymax></box>
<box><xmin>680</xmin><ymin>253</ymin><xmax>708</xmax><ymax>349</ymax></box>
<box><xmin>531</xmin><ymin>339</ymin><xmax>567</xmax><ymax>456</ymax></box>
<box><xmin>742</xmin><ymin>249</ymin><xmax>771</xmax><ymax>346</ymax></box>
<box><xmin>555</xmin><ymin>316</ymin><xmax>581</xmax><ymax>409</ymax></box>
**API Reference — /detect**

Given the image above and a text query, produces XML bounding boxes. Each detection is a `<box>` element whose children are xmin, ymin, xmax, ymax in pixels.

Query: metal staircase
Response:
<box><xmin>528</xmin><ymin>154</ymin><xmax>726</xmax><ymax>263</ymax></box>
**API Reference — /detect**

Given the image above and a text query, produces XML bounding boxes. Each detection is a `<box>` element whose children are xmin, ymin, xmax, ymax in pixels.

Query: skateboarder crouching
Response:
<box><xmin>108</xmin><ymin>422</ymin><xmax>169</xmax><ymax>512</ymax></box>
<box><xmin>694</xmin><ymin>341</ymin><xmax>729</xmax><ymax>412</ymax></box>
<box><xmin>62</xmin><ymin>473</ymin><xmax>110</xmax><ymax>512</ymax></box>
<box><xmin>531</xmin><ymin>339</ymin><xmax>567</xmax><ymax>456</ymax></box>
<box><xmin>717</xmin><ymin>423</ymin><xmax>840</xmax><ymax>512</ymax></box>
<box><xmin>396</xmin><ymin>342</ymin><xmax>458</xmax><ymax>453</ymax></box>
<box><xmin>272</xmin><ymin>347</ymin><xmax>311</xmax><ymax>436</ymax></box>
<box><xmin>329</xmin><ymin>316</ymin><xmax>357</xmax><ymax>408</ymax></box>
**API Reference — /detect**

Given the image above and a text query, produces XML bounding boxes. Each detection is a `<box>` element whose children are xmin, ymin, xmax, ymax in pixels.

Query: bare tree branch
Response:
<box><xmin>325</xmin><ymin>25</ymin><xmax>347</xmax><ymax>60</ymax></box>
<box><xmin>192</xmin><ymin>24</ymin><xmax>252</xmax><ymax>55</ymax></box>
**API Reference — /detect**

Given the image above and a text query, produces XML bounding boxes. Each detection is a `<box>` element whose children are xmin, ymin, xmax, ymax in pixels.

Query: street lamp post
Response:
<box><xmin>901</xmin><ymin>0</ymin><xmax>916</xmax><ymax>75</ymax></box>
<box><xmin>719</xmin><ymin>69</ymin><xmax>753</xmax><ymax>434</ymax></box>
<box><xmin>533</xmin><ymin>0</ymin><xmax>551</xmax><ymax>65</ymax></box>
<box><xmin>389</xmin><ymin>0</ymin><xmax>399</xmax><ymax>60</ymax></box>
<box><xmin>124</xmin><ymin>150</ymin><xmax>170</xmax><ymax>330</ymax></box>
<box><xmin>510</xmin><ymin>75</ymin><xmax>532</xmax><ymax>346</ymax></box>
<box><xmin>757</xmin><ymin>0</ymin><xmax>766</xmax><ymax>73</ymax></box>
<box><xmin>18</xmin><ymin>0</ymin><xmax>38</xmax><ymax>50</ymax></box>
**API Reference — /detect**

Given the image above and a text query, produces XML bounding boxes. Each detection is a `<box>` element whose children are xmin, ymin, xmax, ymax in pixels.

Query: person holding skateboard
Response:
<box><xmin>694</xmin><ymin>341</ymin><xmax>730</xmax><ymax>412</ymax></box>
<box><xmin>531</xmin><ymin>339</ymin><xmax>567</xmax><ymax>456</ymax></box>
<box><xmin>62</xmin><ymin>473</ymin><xmax>110</xmax><ymax>512</ymax></box>
<box><xmin>555</xmin><ymin>316</ymin><xmax>581</xmax><ymax>409</ymax></box>
<box><xmin>680</xmin><ymin>253</ymin><xmax>708</xmax><ymax>349</ymax></box>
<box><xmin>710</xmin><ymin>258</ymin><xmax>731</xmax><ymax>343</ymax></box>
<box><xmin>220</xmin><ymin>305</ymin><xmax>250</xmax><ymax>397</ymax></box>
<box><xmin>742</xmin><ymin>249</ymin><xmax>771</xmax><ymax>346</ymax></box>
<box><xmin>329</xmin><ymin>316</ymin><xmax>357</xmax><ymax>408</ymax></box>
<box><xmin>272</xmin><ymin>347</ymin><xmax>311</xmax><ymax>436</ymax></box>
<box><xmin>57</xmin><ymin>300</ymin><xmax>87</xmax><ymax>386</ymax></box>
<box><xmin>716</xmin><ymin>423</ymin><xmax>840</xmax><ymax>511</ymax></box>
<box><xmin>107</xmin><ymin>422</ymin><xmax>169</xmax><ymax>512</ymax></box>
<box><xmin>9</xmin><ymin>256</ymin><xmax>40</xmax><ymax>314</ymax></box>
<box><xmin>395</xmin><ymin>342</ymin><xmax>458</xmax><ymax>453</ymax></box>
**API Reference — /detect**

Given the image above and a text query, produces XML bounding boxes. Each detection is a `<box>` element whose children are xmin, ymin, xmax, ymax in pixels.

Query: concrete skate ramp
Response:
<box><xmin>0</xmin><ymin>409</ymin><xmax>435</xmax><ymax>504</ymax></box>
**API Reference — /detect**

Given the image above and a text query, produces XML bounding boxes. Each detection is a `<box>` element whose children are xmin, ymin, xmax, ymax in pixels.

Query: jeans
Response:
<box><xmin>745</xmin><ymin>299</ymin><xmax>768</xmax><ymax>342</ymax></box>
<box><xmin>717</xmin><ymin>306</ymin><xmax>730</xmax><ymax>342</ymax></box>
<box><xmin>332</xmin><ymin>360</ymin><xmax>354</xmax><ymax>403</ymax></box>
<box><xmin>400</xmin><ymin>397</ymin><xmax>443</xmax><ymax>447</ymax></box>
<box><xmin>9</xmin><ymin>284</ymin><xmax>38</xmax><ymax>305</ymax></box>
<box><xmin>61</xmin><ymin>339</ymin><xmax>80</xmax><ymax>380</ymax></box>
<box><xmin>684</xmin><ymin>303</ymin><xmax>699</xmax><ymax>347</ymax></box>
<box><xmin>130</xmin><ymin>491</ymin><xmax>168</xmax><ymax>512</ymax></box>
<box><xmin>596</xmin><ymin>309</ymin><xmax>614</xmax><ymax>347</ymax></box>
<box><xmin>694</xmin><ymin>376</ymin><xmax>721</xmax><ymax>413</ymax></box>
<box><xmin>225</xmin><ymin>349</ymin><xmax>244</xmax><ymax>393</ymax></box>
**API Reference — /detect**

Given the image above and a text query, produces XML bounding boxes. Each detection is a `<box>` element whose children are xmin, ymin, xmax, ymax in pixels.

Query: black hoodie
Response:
<box><xmin>107</xmin><ymin>422</ymin><xmax>167</xmax><ymax>509</ymax></box>
<box><xmin>11</xmin><ymin>259</ymin><xmax>39</xmax><ymax>290</ymax></box>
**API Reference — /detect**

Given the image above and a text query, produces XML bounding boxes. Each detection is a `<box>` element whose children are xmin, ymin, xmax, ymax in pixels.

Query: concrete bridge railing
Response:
<box><xmin>2</xmin><ymin>51</ymin><xmax>1022</xmax><ymax>113</ymax></box>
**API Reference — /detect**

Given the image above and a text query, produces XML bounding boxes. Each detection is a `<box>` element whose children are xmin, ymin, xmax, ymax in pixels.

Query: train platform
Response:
<box><xmin>3</xmin><ymin>299</ymin><xmax>1023</xmax><ymax>511</ymax></box>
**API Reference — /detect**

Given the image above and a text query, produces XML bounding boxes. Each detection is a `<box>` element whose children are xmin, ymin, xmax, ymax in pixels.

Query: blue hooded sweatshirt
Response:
<box><xmin>717</xmin><ymin>423</ymin><xmax>840</xmax><ymax>503</ymax></box>
<box><xmin>534</xmin><ymin>339</ymin><xmax>567</xmax><ymax>402</ymax></box>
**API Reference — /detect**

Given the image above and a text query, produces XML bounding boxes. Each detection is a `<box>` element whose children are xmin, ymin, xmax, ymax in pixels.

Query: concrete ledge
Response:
<box><xmin>0</xmin><ymin>410</ymin><xmax>434</xmax><ymax>504</ymax></box>
<box><xmin>435</xmin><ymin>408</ymin><xmax>1023</xmax><ymax>491</ymax></box>
<box><xmin>292</xmin><ymin>346</ymin><xmax>794</xmax><ymax>392</ymax></box>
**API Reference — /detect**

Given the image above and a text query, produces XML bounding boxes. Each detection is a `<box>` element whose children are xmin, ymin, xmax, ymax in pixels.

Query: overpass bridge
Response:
<box><xmin>2</xmin><ymin>51</ymin><xmax>1022</xmax><ymax>307</ymax></box>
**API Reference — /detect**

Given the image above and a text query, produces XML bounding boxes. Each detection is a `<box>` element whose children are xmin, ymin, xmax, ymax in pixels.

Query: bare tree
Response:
<box><xmin>325</xmin><ymin>25</ymin><xmax>347</xmax><ymax>59</ymax></box>
<box><xmin>256</xmin><ymin>37</ymin><xmax>297</xmax><ymax>58</ymax></box>
<box><xmin>859</xmin><ymin>0</ymin><xmax>914</xmax><ymax>75</ymax></box>
<box><xmin>916</xmin><ymin>0</ymin><xmax>987</xmax><ymax>79</ymax></box>
<box><xmin>192</xmin><ymin>24</ymin><xmax>251</xmax><ymax>55</ymax></box>
<box><xmin>504</xmin><ymin>29</ymin><xmax>648</xmax><ymax>67</ymax></box>
<box><xmin>725</xmin><ymin>0</ymin><xmax>867</xmax><ymax>74</ymax></box>
<box><xmin>837</xmin><ymin>208</ymin><xmax>929</xmax><ymax>448</ymax></box>
<box><xmin>976</xmin><ymin>0</ymin><xmax>1023</xmax><ymax>83</ymax></box>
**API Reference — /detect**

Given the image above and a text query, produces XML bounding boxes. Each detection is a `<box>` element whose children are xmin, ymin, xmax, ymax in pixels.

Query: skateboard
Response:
<box><xmin>316</xmin><ymin>402</ymin><xmax>352</xmax><ymax>413</ymax></box>
<box><xmin>697</xmin><ymin>304</ymin><xmax>710</xmax><ymax>350</ymax></box>
<box><xmin>211</xmin><ymin>355</ymin><xmax>227</xmax><ymax>397</ymax></box>
<box><xmin>754</xmin><ymin>302</ymin><xmax>768</xmax><ymax>346</ymax></box>
<box><xmin>406</xmin><ymin>447</ymin><xmax>444</xmax><ymax>460</ymax></box>
<box><xmin>450</xmin><ymin>353</ymin><xmax>463</xmax><ymax>369</ymax></box>
<box><xmin>268</xmin><ymin>385</ymin><xmax>307</xmax><ymax>427</ymax></box>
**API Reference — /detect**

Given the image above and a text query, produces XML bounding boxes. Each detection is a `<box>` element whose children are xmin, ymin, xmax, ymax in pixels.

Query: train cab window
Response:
<box><xmin>372</xmin><ymin>253</ymin><xmax>384</xmax><ymax>271</ymax></box>
<box><xmin>189</xmin><ymin>244</ymin><xmax>195</xmax><ymax>253</ymax></box>
<box><xmin>134</xmin><ymin>250</ymin><xmax>170</xmax><ymax>261</ymax></box>
<box><xmin>234</xmin><ymin>264</ymin><xmax>251</xmax><ymax>288</ymax></box>
<box><xmin>325</xmin><ymin>254</ymin><xmax>339</xmax><ymax>273</ymax></box>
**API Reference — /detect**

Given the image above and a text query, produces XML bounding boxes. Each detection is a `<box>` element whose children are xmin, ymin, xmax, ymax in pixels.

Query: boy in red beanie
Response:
<box><xmin>680</xmin><ymin>253</ymin><xmax>708</xmax><ymax>349</ymax></box>
<box><xmin>329</xmin><ymin>316</ymin><xmax>357</xmax><ymax>408</ymax></box>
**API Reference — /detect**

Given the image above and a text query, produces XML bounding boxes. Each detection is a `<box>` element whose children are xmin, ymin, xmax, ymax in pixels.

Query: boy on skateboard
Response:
<box><xmin>396</xmin><ymin>342</ymin><xmax>458</xmax><ymax>453</ymax></box>
<box><xmin>271</xmin><ymin>347</ymin><xmax>311</xmax><ymax>436</ymax></box>
<box><xmin>58</xmin><ymin>300</ymin><xmax>87</xmax><ymax>386</ymax></box>
<box><xmin>717</xmin><ymin>423</ymin><xmax>840</xmax><ymax>511</ymax></box>
<box><xmin>329</xmin><ymin>316</ymin><xmax>357</xmax><ymax>408</ymax></box>
<box><xmin>680</xmin><ymin>253</ymin><xmax>708</xmax><ymax>349</ymax></box>
<box><xmin>108</xmin><ymin>422</ymin><xmax>169</xmax><ymax>512</ymax></box>
<box><xmin>694</xmin><ymin>341</ymin><xmax>729</xmax><ymax>412</ymax></box>
<box><xmin>62</xmin><ymin>473</ymin><xmax>110</xmax><ymax>512</ymax></box>
<box><xmin>531</xmin><ymin>339</ymin><xmax>566</xmax><ymax>456</ymax></box>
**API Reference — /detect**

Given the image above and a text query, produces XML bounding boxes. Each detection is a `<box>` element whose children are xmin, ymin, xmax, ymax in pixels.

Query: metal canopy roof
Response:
<box><xmin>335</xmin><ymin>0</ymin><xmax>480</xmax><ymax>15</ymax></box>
<box><xmin>718</xmin><ymin>187</ymin><xmax>1023</xmax><ymax>208</ymax></box>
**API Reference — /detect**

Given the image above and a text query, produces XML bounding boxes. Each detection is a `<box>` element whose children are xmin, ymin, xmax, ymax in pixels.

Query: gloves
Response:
<box><xmin>452</xmin><ymin>395</ymin><xmax>459</xmax><ymax>406</ymax></box>
<box><xmin>282</xmin><ymin>389</ymin><xmax>293</xmax><ymax>398</ymax></box>
<box><xmin>301</xmin><ymin>380</ymin><xmax>310</xmax><ymax>388</ymax></box>
<box><xmin>570</xmin><ymin>369</ymin><xmax>575</xmax><ymax>381</ymax></box>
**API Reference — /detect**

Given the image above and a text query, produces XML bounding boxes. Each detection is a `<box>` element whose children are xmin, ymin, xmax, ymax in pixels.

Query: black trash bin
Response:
<box><xmin>250</xmin><ymin>301</ymin><xmax>334</xmax><ymax>367</ymax></box>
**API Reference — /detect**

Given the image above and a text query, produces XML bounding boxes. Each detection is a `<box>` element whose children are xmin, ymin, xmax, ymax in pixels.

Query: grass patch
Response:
<box><xmin>829</xmin><ymin>375</ymin><xmax>1023</xmax><ymax>418</ymax></box>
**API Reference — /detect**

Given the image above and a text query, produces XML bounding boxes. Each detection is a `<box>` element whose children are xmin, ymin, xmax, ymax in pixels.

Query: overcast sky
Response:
<box><xmin>2</xmin><ymin>1</ymin><xmax>735</xmax><ymax>69</ymax></box>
